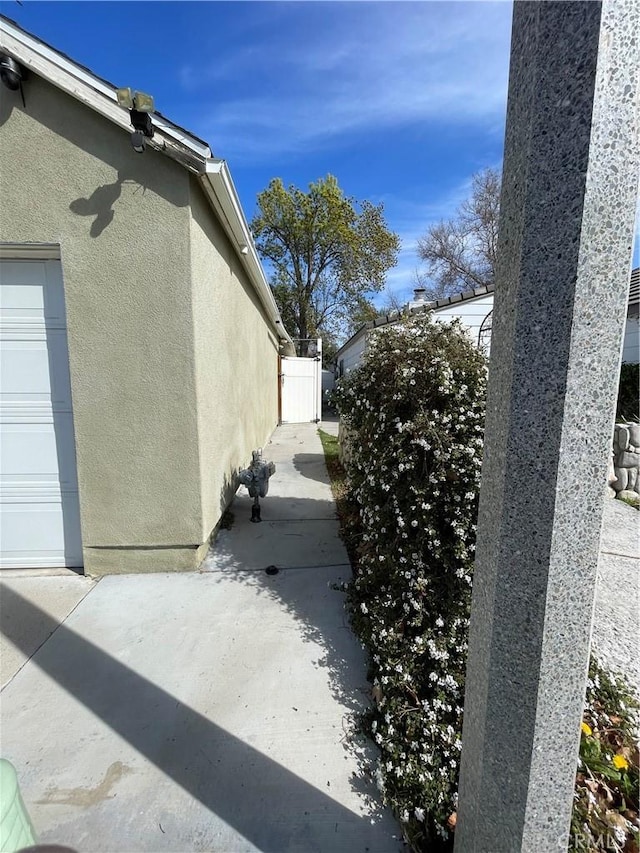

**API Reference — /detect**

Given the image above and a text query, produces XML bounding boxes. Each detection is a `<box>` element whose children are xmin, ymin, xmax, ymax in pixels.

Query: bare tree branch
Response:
<box><xmin>417</xmin><ymin>168</ymin><xmax>501</xmax><ymax>299</ymax></box>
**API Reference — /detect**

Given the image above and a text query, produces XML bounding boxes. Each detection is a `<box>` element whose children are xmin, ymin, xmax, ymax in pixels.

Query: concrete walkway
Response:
<box><xmin>593</xmin><ymin>498</ymin><xmax>640</xmax><ymax>693</ymax></box>
<box><xmin>0</xmin><ymin>423</ymin><xmax>402</xmax><ymax>853</ymax></box>
<box><xmin>0</xmin><ymin>421</ymin><xmax>637</xmax><ymax>852</ymax></box>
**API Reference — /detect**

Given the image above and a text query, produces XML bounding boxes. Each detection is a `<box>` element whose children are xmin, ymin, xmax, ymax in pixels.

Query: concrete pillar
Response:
<box><xmin>455</xmin><ymin>2</ymin><xmax>640</xmax><ymax>851</ymax></box>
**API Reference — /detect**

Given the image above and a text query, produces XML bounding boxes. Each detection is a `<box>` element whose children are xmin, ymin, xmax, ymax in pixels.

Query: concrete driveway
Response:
<box><xmin>0</xmin><ymin>424</ymin><xmax>402</xmax><ymax>853</ymax></box>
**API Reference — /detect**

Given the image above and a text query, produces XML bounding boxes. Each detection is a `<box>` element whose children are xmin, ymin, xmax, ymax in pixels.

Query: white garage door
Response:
<box><xmin>0</xmin><ymin>258</ymin><xmax>83</xmax><ymax>568</ymax></box>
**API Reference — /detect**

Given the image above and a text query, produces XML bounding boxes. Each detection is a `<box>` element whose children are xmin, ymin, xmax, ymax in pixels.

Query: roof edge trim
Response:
<box><xmin>202</xmin><ymin>161</ymin><xmax>295</xmax><ymax>354</ymax></box>
<box><xmin>0</xmin><ymin>16</ymin><xmax>211</xmax><ymax>170</ymax></box>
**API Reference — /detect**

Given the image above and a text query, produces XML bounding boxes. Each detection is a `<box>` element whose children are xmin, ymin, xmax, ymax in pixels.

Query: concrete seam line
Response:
<box><xmin>0</xmin><ymin>578</ymin><xmax>99</xmax><ymax>692</ymax></box>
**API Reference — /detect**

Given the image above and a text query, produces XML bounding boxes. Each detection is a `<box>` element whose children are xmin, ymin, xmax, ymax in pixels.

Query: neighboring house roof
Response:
<box><xmin>335</xmin><ymin>284</ymin><xmax>495</xmax><ymax>361</ymax></box>
<box><xmin>337</xmin><ymin>266</ymin><xmax>640</xmax><ymax>362</ymax></box>
<box><xmin>0</xmin><ymin>14</ymin><xmax>295</xmax><ymax>355</ymax></box>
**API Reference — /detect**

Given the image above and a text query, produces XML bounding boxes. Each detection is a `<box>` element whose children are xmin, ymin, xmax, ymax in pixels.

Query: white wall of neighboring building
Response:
<box><xmin>336</xmin><ymin>290</ymin><xmax>638</xmax><ymax>375</ymax></box>
<box><xmin>338</xmin><ymin>332</ymin><xmax>367</xmax><ymax>376</ymax></box>
<box><xmin>336</xmin><ymin>293</ymin><xmax>495</xmax><ymax>375</ymax></box>
<box><xmin>431</xmin><ymin>293</ymin><xmax>494</xmax><ymax>346</ymax></box>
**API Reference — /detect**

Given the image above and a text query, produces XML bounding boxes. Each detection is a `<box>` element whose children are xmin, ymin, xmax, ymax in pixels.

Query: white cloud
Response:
<box><xmin>181</xmin><ymin>2</ymin><xmax>513</xmax><ymax>163</ymax></box>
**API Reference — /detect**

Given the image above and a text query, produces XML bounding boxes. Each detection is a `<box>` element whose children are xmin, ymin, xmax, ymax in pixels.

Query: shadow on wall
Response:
<box><xmin>0</xmin><ymin>587</ymin><xmax>381</xmax><ymax>852</ymax></box>
<box><xmin>69</xmin><ymin>170</ymin><xmax>146</xmax><ymax>238</ymax></box>
<box><xmin>0</xmin><ymin>74</ymin><xmax>189</xmax><ymax>234</ymax></box>
<box><xmin>42</xmin><ymin>279</ymin><xmax>83</xmax><ymax>569</ymax></box>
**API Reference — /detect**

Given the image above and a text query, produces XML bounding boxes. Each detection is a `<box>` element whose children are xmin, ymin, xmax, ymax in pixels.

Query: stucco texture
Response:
<box><xmin>0</xmin><ymin>75</ymin><xmax>278</xmax><ymax>574</ymax></box>
<box><xmin>188</xmin><ymin>178</ymin><xmax>279</xmax><ymax>538</ymax></box>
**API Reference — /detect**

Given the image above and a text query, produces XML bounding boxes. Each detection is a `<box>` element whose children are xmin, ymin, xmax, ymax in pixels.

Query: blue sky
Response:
<box><xmin>2</xmin><ymin>1</ymin><xmax>638</xmax><ymax>303</ymax></box>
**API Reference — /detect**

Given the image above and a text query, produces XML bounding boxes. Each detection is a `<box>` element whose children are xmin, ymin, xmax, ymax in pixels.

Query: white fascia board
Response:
<box><xmin>0</xmin><ymin>18</ymin><xmax>211</xmax><ymax>171</ymax></box>
<box><xmin>202</xmin><ymin>161</ymin><xmax>295</xmax><ymax>353</ymax></box>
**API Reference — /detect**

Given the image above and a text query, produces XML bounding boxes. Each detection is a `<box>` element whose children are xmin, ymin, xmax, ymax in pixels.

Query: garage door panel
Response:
<box><xmin>0</xmin><ymin>261</ymin><xmax>66</xmax><ymax>310</ymax></box>
<box><xmin>0</xmin><ymin>282</ymin><xmax>45</xmax><ymax>318</ymax></box>
<box><xmin>2</xmin><ymin>421</ymin><xmax>77</xmax><ymax>482</ymax></box>
<box><xmin>0</xmin><ymin>258</ymin><xmax>83</xmax><ymax>569</ymax></box>
<box><xmin>1</xmin><ymin>335</ymin><xmax>72</xmax><ymax>400</ymax></box>
<box><xmin>0</xmin><ymin>503</ymin><xmax>80</xmax><ymax>568</ymax></box>
<box><xmin>1</xmin><ymin>340</ymin><xmax>55</xmax><ymax>399</ymax></box>
<box><xmin>1</xmin><ymin>489</ymin><xmax>82</xmax><ymax>568</ymax></box>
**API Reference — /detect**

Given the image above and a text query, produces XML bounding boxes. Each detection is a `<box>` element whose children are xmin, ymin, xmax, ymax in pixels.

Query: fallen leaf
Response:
<box><xmin>447</xmin><ymin>812</ymin><xmax>457</xmax><ymax>830</ymax></box>
<box><xmin>605</xmin><ymin>810</ymin><xmax>627</xmax><ymax>829</ymax></box>
<box><xmin>602</xmin><ymin>784</ymin><xmax>615</xmax><ymax>806</ymax></box>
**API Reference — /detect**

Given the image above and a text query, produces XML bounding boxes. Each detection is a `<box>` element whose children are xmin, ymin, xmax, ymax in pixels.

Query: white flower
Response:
<box><xmin>414</xmin><ymin>807</ymin><xmax>425</xmax><ymax>822</ymax></box>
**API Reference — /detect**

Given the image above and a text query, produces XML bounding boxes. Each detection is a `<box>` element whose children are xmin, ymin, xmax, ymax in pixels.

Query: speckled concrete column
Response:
<box><xmin>454</xmin><ymin>2</ymin><xmax>640</xmax><ymax>851</ymax></box>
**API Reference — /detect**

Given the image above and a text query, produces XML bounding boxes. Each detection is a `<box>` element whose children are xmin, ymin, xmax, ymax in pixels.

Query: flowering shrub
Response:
<box><xmin>330</xmin><ymin>312</ymin><xmax>639</xmax><ymax>851</ymax></box>
<box><xmin>333</xmin><ymin>314</ymin><xmax>487</xmax><ymax>848</ymax></box>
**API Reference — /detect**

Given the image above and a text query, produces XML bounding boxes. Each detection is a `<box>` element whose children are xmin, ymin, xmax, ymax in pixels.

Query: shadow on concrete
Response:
<box><xmin>0</xmin><ymin>586</ymin><xmax>386</xmax><ymax>852</ymax></box>
<box><xmin>292</xmin><ymin>452</ymin><xmax>333</xmax><ymax>484</ymax></box>
<box><xmin>205</xmin><ymin>491</ymin><xmax>390</xmax><ymax>828</ymax></box>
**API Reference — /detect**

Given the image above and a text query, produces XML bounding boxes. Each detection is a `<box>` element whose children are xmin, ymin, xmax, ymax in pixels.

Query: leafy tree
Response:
<box><xmin>251</xmin><ymin>175</ymin><xmax>400</xmax><ymax>352</ymax></box>
<box><xmin>416</xmin><ymin>167</ymin><xmax>501</xmax><ymax>299</ymax></box>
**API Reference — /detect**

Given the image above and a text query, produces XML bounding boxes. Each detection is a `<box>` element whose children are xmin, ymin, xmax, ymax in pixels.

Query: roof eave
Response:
<box><xmin>0</xmin><ymin>14</ymin><xmax>296</xmax><ymax>354</ymax></box>
<box><xmin>0</xmin><ymin>16</ymin><xmax>211</xmax><ymax>173</ymax></box>
<box><xmin>202</xmin><ymin>162</ymin><xmax>295</xmax><ymax>355</ymax></box>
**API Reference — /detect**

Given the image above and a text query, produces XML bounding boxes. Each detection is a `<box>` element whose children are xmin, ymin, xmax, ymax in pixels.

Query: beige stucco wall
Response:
<box><xmin>0</xmin><ymin>75</ymin><xmax>204</xmax><ymax>574</ymax></box>
<box><xmin>188</xmin><ymin>178</ymin><xmax>279</xmax><ymax>538</ymax></box>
